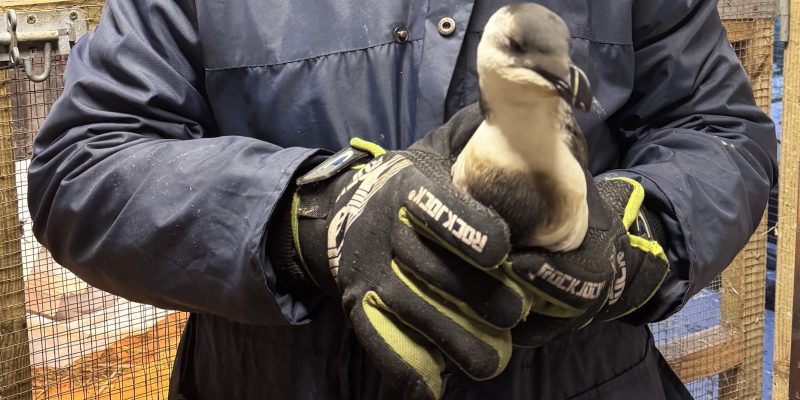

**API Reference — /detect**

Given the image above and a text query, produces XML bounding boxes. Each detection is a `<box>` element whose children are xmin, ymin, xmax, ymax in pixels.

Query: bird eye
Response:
<box><xmin>507</xmin><ymin>37</ymin><xmax>524</xmax><ymax>54</ymax></box>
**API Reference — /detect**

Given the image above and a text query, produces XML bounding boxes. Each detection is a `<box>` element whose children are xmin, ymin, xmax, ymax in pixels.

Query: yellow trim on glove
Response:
<box><xmin>398</xmin><ymin>208</ymin><xmax>531</xmax><ymax>328</ymax></box>
<box><xmin>393</xmin><ymin>259</ymin><xmax>532</xmax><ymax>330</ymax></box>
<box><xmin>350</xmin><ymin>137</ymin><xmax>387</xmax><ymax>157</ymax></box>
<box><xmin>362</xmin><ymin>291</ymin><xmax>445</xmax><ymax>398</ymax></box>
<box><xmin>390</xmin><ymin>260</ymin><xmax>513</xmax><ymax>381</ymax></box>
<box><xmin>606</xmin><ymin>177</ymin><xmax>645</xmax><ymax>229</ymax></box>
<box><xmin>605</xmin><ymin>177</ymin><xmax>668</xmax><ymax>263</ymax></box>
<box><xmin>629</xmin><ymin>234</ymin><xmax>669</xmax><ymax>263</ymax></box>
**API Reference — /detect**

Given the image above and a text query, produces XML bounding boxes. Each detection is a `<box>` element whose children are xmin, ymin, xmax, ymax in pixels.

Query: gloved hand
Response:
<box><xmin>284</xmin><ymin>138</ymin><xmax>531</xmax><ymax>399</ymax></box>
<box><xmin>406</xmin><ymin>104</ymin><xmax>670</xmax><ymax>347</ymax></box>
<box><xmin>506</xmin><ymin>174</ymin><xmax>670</xmax><ymax>347</ymax></box>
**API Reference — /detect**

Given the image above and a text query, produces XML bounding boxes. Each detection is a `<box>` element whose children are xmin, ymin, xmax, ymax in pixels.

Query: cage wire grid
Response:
<box><xmin>649</xmin><ymin>1</ymin><xmax>775</xmax><ymax>399</ymax></box>
<box><xmin>0</xmin><ymin>1</ymin><xmax>779</xmax><ymax>400</ymax></box>
<box><xmin>0</xmin><ymin>5</ymin><xmax>187</xmax><ymax>400</ymax></box>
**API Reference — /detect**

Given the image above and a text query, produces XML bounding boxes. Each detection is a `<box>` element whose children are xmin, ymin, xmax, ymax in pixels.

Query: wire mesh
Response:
<box><xmin>2</xmin><ymin>56</ymin><xmax>187</xmax><ymax>400</ymax></box>
<box><xmin>0</xmin><ymin>4</ymin><xmax>187</xmax><ymax>400</ymax></box>
<box><xmin>649</xmin><ymin>2</ymin><xmax>775</xmax><ymax>399</ymax></box>
<box><xmin>0</xmin><ymin>1</ymin><xmax>778</xmax><ymax>400</ymax></box>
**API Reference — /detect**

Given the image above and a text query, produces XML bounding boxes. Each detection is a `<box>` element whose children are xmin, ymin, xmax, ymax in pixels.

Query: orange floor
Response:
<box><xmin>31</xmin><ymin>312</ymin><xmax>188</xmax><ymax>400</ymax></box>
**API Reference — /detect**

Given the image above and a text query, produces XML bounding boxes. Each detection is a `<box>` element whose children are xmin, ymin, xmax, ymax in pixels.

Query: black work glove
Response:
<box><xmin>506</xmin><ymin>175</ymin><xmax>670</xmax><ymax>347</ymax></box>
<box><xmin>285</xmin><ymin>138</ymin><xmax>530</xmax><ymax>400</ymax></box>
<box><xmin>409</xmin><ymin>103</ymin><xmax>483</xmax><ymax>162</ymax></box>
<box><xmin>407</xmin><ymin>104</ymin><xmax>669</xmax><ymax>347</ymax></box>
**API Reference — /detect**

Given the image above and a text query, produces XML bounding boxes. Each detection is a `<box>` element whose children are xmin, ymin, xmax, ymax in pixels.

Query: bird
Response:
<box><xmin>451</xmin><ymin>3</ymin><xmax>593</xmax><ymax>252</ymax></box>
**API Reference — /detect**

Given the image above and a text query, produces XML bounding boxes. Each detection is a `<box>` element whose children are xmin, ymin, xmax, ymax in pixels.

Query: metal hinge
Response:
<box><xmin>778</xmin><ymin>0</ymin><xmax>789</xmax><ymax>44</ymax></box>
<box><xmin>0</xmin><ymin>8</ymin><xmax>88</xmax><ymax>82</ymax></box>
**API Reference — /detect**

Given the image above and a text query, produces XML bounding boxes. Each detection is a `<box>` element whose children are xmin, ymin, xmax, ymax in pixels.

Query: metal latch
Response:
<box><xmin>779</xmin><ymin>0</ymin><xmax>789</xmax><ymax>44</ymax></box>
<box><xmin>0</xmin><ymin>8</ymin><xmax>89</xmax><ymax>82</ymax></box>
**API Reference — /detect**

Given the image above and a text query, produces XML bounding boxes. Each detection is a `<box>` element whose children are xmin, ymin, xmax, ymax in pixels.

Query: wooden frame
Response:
<box><xmin>774</xmin><ymin>0</ymin><xmax>800</xmax><ymax>398</ymax></box>
<box><xmin>0</xmin><ymin>1</ymin><xmax>779</xmax><ymax>399</ymax></box>
<box><xmin>0</xmin><ymin>68</ymin><xmax>30</xmax><ymax>400</ymax></box>
<box><xmin>0</xmin><ymin>3</ymin><xmax>103</xmax><ymax>398</ymax></box>
<box><xmin>658</xmin><ymin>14</ymin><xmax>773</xmax><ymax>400</ymax></box>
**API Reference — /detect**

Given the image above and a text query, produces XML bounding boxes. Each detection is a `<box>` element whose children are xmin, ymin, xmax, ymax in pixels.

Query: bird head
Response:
<box><xmin>477</xmin><ymin>3</ymin><xmax>592</xmax><ymax>112</ymax></box>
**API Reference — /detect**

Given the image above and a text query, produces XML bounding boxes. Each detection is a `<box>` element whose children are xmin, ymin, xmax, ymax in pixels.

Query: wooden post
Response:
<box><xmin>719</xmin><ymin>215</ymin><xmax>768</xmax><ymax>399</ymax></box>
<box><xmin>716</xmin><ymin>17</ymin><xmax>773</xmax><ymax>399</ymax></box>
<box><xmin>0</xmin><ymin>69</ymin><xmax>30</xmax><ymax>399</ymax></box>
<box><xmin>719</xmin><ymin>216</ymin><xmax>768</xmax><ymax>399</ymax></box>
<box><xmin>790</xmin><ymin>191</ymin><xmax>800</xmax><ymax>399</ymax></box>
<box><xmin>661</xmin><ymin>326</ymin><xmax>744</xmax><ymax>382</ymax></box>
<box><xmin>774</xmin><ymin>0</ymin><xmax>800</xmax><ymax>397</ymax></box>
<box><xmin>0</xmin><ymin>3</ymin><xmax>104</xmax><ymax>399</ymax></box>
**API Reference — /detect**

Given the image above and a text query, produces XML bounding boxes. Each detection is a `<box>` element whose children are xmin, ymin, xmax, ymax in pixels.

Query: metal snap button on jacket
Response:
<box><xmin>437</xmin><ymin>17</ymin><xmax>456</xmax><ymax>36</ymax></box>
<box><xmin>392</xmin><ymin>26</ymin><xmax>409</xmax><ymax>43</ymax></box>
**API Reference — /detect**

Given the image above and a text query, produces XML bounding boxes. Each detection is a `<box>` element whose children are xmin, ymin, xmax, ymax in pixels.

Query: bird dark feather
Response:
<box><xmin>462</xmin><ymin>157</ymin><xmax>568</xmax><ymax>247</ymax></box>
<box><xmin>479</xmin><ymin>91</ymin><xmax>493</xmax><ymax>121</ymax></box>
<box><xmin>565</xmin><ymin>112</ymin><xmax>589</xmax><ymax>169</ymax></box>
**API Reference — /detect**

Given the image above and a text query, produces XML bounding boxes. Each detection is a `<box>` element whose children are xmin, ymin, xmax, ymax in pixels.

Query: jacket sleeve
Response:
<box><xmin>602</xmin><ymin>0</ymin><xmax>778</xmax><ymax>323</ymax></box>
<box><xmin>28</xmin><ymin>0</ymin><xmax>319</xmax><ymax>326</ymax></box>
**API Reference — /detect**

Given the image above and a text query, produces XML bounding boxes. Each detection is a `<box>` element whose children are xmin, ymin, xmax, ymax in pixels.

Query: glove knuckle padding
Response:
<box><xmin>595</xmin><ymin>179</ymin><xmax>635</xmax><ymax>219</ymax></box>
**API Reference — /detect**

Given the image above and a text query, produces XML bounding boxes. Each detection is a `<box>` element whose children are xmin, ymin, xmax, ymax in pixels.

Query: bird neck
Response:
<box><xmin>476</xmin><ymin>93</ymin><xmax>565</xmax><ymax>170</ymax></box>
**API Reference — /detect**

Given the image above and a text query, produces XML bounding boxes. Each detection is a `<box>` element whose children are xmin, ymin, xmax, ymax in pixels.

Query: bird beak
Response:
<box><xmin>531</xmin><ymin>64</ymin><xmax>593</xmax><ymax>112</ymax></box>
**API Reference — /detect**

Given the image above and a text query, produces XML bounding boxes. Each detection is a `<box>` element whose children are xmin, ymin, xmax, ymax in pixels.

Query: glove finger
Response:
<box><xmin>399</xmin><ymin>199</ymin><xmax>509</xmax><ymax>270</ymax></box>
<box><xmin>399</xmin><ymin>153</ymin><xmax>511</xmax><ymax>270</ymax></box>
<box><xmin>585</xmin><ymin>175</ymin><xmax>615</xmax><ymax>231</ymax></box>
<box><xmin>383</xmin><ymin>260</ymin><xmax>513</xmax><ymax>381</ymax></box>
<box><xmin>350</xmin><ymin>290</ymin><xmax>446</xmax><ymax>400</ymax></box>
<box><xmin>393</xmin><ymin>225</ymin><xmax>530</xmax><ymax>329</ymax></box>
<box><xmin>506</xmin><ymin>247</ymin><xmax>613</xmax><ymax>318</ymax></box>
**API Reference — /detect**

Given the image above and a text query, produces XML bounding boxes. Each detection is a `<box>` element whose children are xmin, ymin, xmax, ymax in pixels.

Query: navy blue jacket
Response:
<box><xmin>28</xmin><ymin>0</ymin><xmax>777</xmax><ymax>398</ymax></box>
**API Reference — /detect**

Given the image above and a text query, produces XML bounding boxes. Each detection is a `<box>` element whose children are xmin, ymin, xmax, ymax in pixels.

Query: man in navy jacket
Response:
<box><xmin>28</xmin><ymin>0</ymin><xmax>777</xmax><ymax>398</ymax></box>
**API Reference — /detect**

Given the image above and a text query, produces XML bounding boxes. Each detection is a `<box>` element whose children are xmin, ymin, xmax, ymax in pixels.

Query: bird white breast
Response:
<box><xmin>453</xmin><ymin>98</ymin><xmax>588</xmax><ymax>252</ymax></box>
